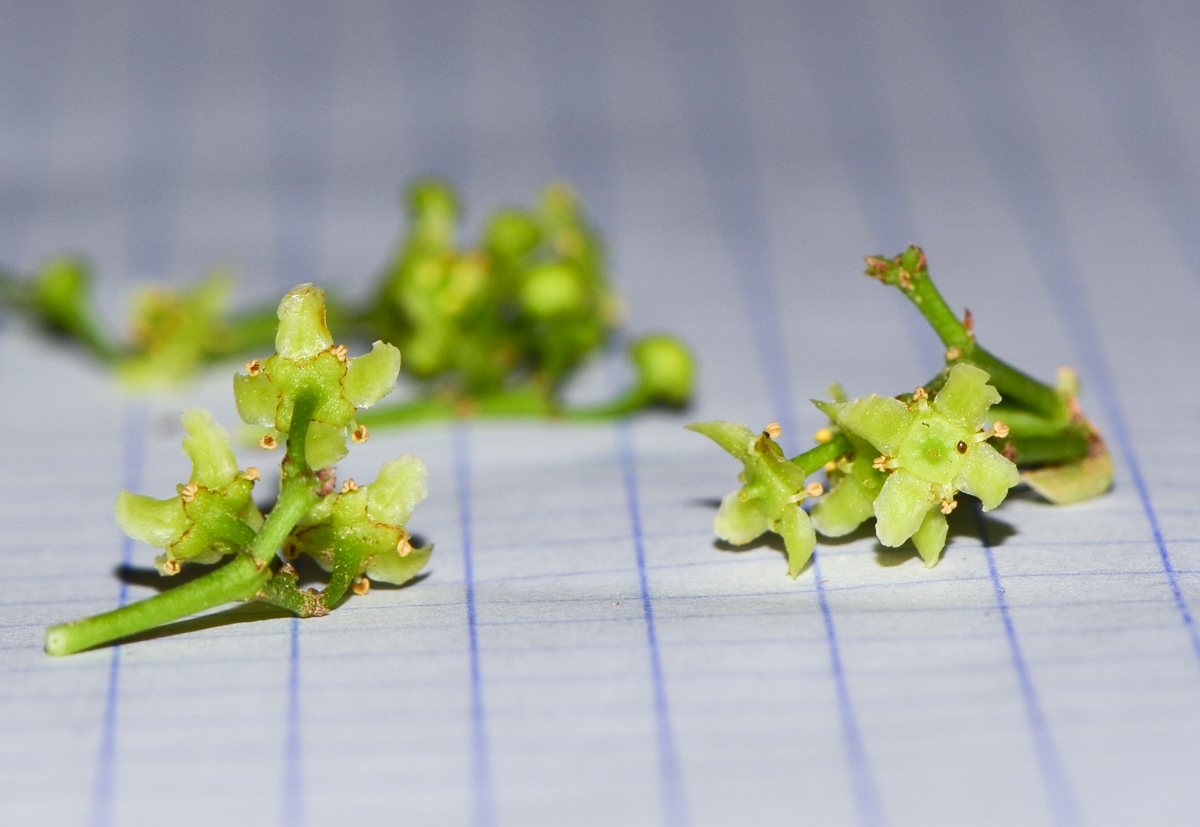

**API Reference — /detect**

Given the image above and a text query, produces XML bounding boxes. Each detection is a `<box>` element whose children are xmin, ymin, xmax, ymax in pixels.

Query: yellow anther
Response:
<box><xmin>351</xmin><ymin>577</ymin><xmax>370</xmax><ymax>596</ymax></box>
<box><xmin>823</xmin><ymin>460</ymin><xmax>838</xmax><ymax>474</ymax></box>
<box><xmin>805</xmin><ymin>482</ymin><xmax>824</xmax><ymax>497</ymax></box>
<box><xmin>945</xmin><ymin>346</ymin><xmax>962</xmax><ymax>361</ymax></box>
<box><xmin>280</xmin><ymin>542</ymin><xmax>299</xmax><ymax>561</ymax></box>
<box><xmin>179</xmin><ymin>482</ymin><xmax>200</xmax><ymax>503</ymax></box>
<box><xmin>352</xmin><ymin>424</ymin><xmax>369</xmax><ymax>444</ymax></box>
<box><xmin>764</xmin><ymin>422</ymin><xmax>782</xmax><ymax>440</ymax></box>
<box><xmin>259</xmin><ymin>434</ymin><xmax>278</xmax><ymax>450</ymax></box>
<box><xmin>242</xmin><ymin>467</ymin><xmax>260</xmax><ymax>481</ymax></box>
<box><xmin>245</xmin><ymin>359</ymin><xmax>262</xmax><ymax>376</ymax></box>
<box><xmin>340</xmin><ymin>479</ymin><xmax>359</xmax><ymax>493</ymax></box>
<box><xmin>397</xmin><ymin>537</ymin><xmax>413</xmax><ymax>557</ymax></box>
<box><xmin>912</xmin><ymin>386</ymin><xmax>928</xmax><ymax>402</ymax></box>
<box><xmin>331</xmin><ymin>344</ymin><xmax>348</xmax><ymax>362</ymax></box>
<box><xmin>992</xmin><ymin>420</ymin><xmax>1010</xmax><ymax>439</ymax></box>
<box><xmin>940</xmin><ymin>498</ymin><xmax>958</xmax><ymax>515</ymax></box>
<box><xmin>872</xmin><ymin>455</ymin><xmax>890</xmax><ymax>472</ymax></box>
<box><xmin>814</xmin><ymin>427</ymin><xmax>833</xmax><ymax>443</ymax></box>
<box><xmin>161</xmin><ymin>557</ymin><xmax>181</xmax><ymax>576</ymax></box>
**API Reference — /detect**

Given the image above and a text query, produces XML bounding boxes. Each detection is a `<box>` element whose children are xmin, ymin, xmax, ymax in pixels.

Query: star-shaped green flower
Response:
<box><xmin>289</xmin><ymin>455</ymin><xmax>432</xmax><ymax>606</ymax></box>
<box><xmin>115</xmin><ymin>407</ymin><xmax>262</xmax><ymax>575</ymax></box>
<box><xmin>835</xmin><ymin>363</ymin><xmax>1020</xmax><ymax>565</ymax></box>
<box><xmin>234</xmin><ymin>284</ymin><xmax>401</xmax><ymax>470</ymax></box>
<box><xmin>687</xmin><ymin>421</ymin><xmax>819</xmax><ymax>577</ymax></box>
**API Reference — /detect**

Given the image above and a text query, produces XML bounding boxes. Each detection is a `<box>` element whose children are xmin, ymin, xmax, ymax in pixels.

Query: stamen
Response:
<box><xmin>823</xmin><ymin>460</ymin><xmax>838</xmax><ymax>474</ymax></box>
<box><xmin>805</xmin><ymin>482</ymin><xmax>824</xmax><ymax>497</ymax></box>
<box><xmin>244</xmin><ymin>359</ymin><xmax>262</xmax><ymax>376</ymax></box>
<box><xmin>180</xmin><ymin>482</ymin><xmax>199</xmax><ymax>503</ymax></box>
<box><xmin>242</xmin><ymin>467</ymin><xmax>260</xmax><ymax>481</ymax></box>
<box><xmin>912</xmin><ymin>386</ymin><xmax>928</xmax><ymax>402</ymax></box>
<box><xmin>945</xmin><ymin>346</ymin><xmax>962</xmax><ymax>361</ymax></box>
<box><xmin>872</xmin><ymin>455</ymin><xmax>890</xmax><ymax>472</ymax></box>
<box><xmin>397</xmin><ymin>537</ymin><xmax>413</xmax><ymax>557</ymax></box>
<box><xmin>351</xmin><ymin>577</ymin><xmax>370</xmax><ymax>596</ymax></box>
<box><xmin>352</xmin><ymin>424</ymin><xmax>369</xmax><ymax>443</ymax></box>
<box><xmin>340</xmin><ymin>479</ymin><xmax>359</xmax><ymax>493</ymax></box>
<box><xmin>764</xmin><ymin>422</ymin><xmax>782</xmax><ymax>440</ymax></box>
<box><xmin>162</xmin><ymin>557</ymin><xmax>181</xmax><ymax>576</ymax></box>
<box><xmin>813</xmin><ymin>427</ymin><xmax>832</xmax><ymax>443</ymax></box>
<box><xmin>331</xmin><ymin>344</ymin><xmax>348</xmax><ymax>362</ymax></box>
<box><xmin>259</xmin><ymin>434</ymin><xmax>278</xmax><ymax>450</ymax></box>
<box><xmin>992</xmin><ymin>421</ymin><xmax>1009</xmax><ymax>439</ymax></box>
<box><xmin>940</xmin><ymin>498</ymin><xmax>958</xmax><ymax>514</ymax></box>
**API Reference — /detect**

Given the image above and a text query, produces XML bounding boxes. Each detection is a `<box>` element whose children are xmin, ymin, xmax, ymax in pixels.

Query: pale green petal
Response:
<box><xmin>366</xmin><ymin>455</ymin><xmax>429</xmax><ymax>526</ymax></box>
<box><xmin>837</xmin><ymin>395</ymin><xmax>910</xmax><ymax>456</ymax></box>
<box><xmin>774</xmin><ymin>505</ymin><xmax>816</xmax><ymax>578</ymax></box>
<box><xmin>367</xmin><ymin>544</ymin><xmax>432</xmax><ymax>585</ymax></box>
<box><xmin>955</xmin><ymin>442</ymin><xmax>1021</xmax><ymax>511</ymax></box>
<box><xmin>234</xmin><ymin>372</ymin><xmax>279</xmax><ymax>427</ymax></box>
<box><xmin>305</xmin><ymin>421</ymin><xmax>347</xmax><ymax>471</ymax></box>
<box><xmin>811</xmin><ymin>474</ymin><xmax>877</xmax><ymax>537</ymax></box>
<box><xmin>180</xmin><ymin>407</ymin><xmax>239</xmax><ymax>488</ymax></box>
<box><xmin>911</xmin><ymin>509</ymin><xmax>949</xmax><ymax>567</ymax></box>
<box><xmin>686</xmin><ymin>421</ymin><xmax>758</xmax><ymax>462</ymax></box>
<box><xmin>873</xmin><ymin>470</ymin><xmax>937</xmax><ymax>547</ymax></box>
<box><xmin>933</xmin><ymin>363</ymin><xmax>1000</xmax><ymax>431</ymax></box>
<box><xmin>344</xmin><ymin>341</ymin><xmax>402</xmax><ymax>408</ymax></box>
<box><xmin>714</xmin><ymin>490</ymin><xmax>769</xmax><ymax>545</ymax></box>
<box><xmin>115</xmin><ymin>492</ymin><xmax>188</xmax><ymax>548</ymax></box>
<box><xmin>275</xmin><ymin>284</ymin><xmax>333</xmax><ymax>360</ymax></box>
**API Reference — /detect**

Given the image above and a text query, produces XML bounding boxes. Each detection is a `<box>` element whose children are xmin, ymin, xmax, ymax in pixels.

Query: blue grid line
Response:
<box><xmin>658</xmin><ymin>2</ymin><xmax>886</xmax><ymax>821</ymax></box>
<box><xmin>453</xmin><ymin>425</ymin><xmax>497</xmax><ymax>827</ymax></box>
<box><xmin>974</xmin><ymin>505</ymin><xmax>1086</xmax><ymax>827</ymax></box>
<box><xmin>926</xmin><ymin>1</ymin><xmax>1200</xmax><ymax>672</ymax></box>
<box><xmin>281</xmin><ymin>618</ymin><xmax>304</xmax><ymax>827</ymax></box>
<box><xmin>90</xmin><ymin>403</ymin><xmax>147</xmax><ymax>827</ymax></box>
<box><xmin>617</xmin><ymin>420</ymin><xmax>691</xmax><ymax>827</ymax></box>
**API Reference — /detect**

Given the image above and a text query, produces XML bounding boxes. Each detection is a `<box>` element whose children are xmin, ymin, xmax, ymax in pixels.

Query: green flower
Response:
<box><xmin>233</xmin><ymin>284</ymin><xmax>401</xmax><ymax>470</ymax></box>
<box><xmin>289</xmin><ymin>455</ymin><xmax>432</xmax><ymax>606</ymax></box>
<box><xmin>630</xmin><ymin>335</ymin><xmax>695</xmax><ymax>407</ymax></box>
<box><xmin>835</xmin><ymin>363</ymin><xmax>1020</xmax><ymax>565</ymax></box>
<box><xmin>687</xmin><ymin>421</ymin><xmax>820</xmax><ymax>577</ymax></box>
<box><xmin>115</xmin><ymin>407</ymin><xmax>262</xmax><ymax>575</ymax></box>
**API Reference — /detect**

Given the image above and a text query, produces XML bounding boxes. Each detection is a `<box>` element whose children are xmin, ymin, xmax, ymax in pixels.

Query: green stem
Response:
<box><xmin>44</xmin><ymin>394</ymin><xmax>321</xmax><ymax>655</ymax></box>
<box><xmin>791</xmin><ymin>434</ymin><xmax>853</xmax><ymax>476</ymax></box>
<box><xmin>880</xmin><ymin>258</ymin><xmax>1067</xmax><ymax>422</ymax></box>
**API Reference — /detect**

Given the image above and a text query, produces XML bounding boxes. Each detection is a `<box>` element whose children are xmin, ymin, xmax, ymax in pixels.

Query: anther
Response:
<box><xmin>162</xmin><ymin>557</ymin><xmax>181</xmax><ymax>576</ymax></box>
<box><xmin>340</xmin><ymin>479</ymin><xmax>359</xmax><ymax>493</ymax></box>
<box><xmin>242</xmin><ymin>467</ymin><xmax>260</xmax><ymax>481</ymax></box>
<box><xmin>331</xmin><ymin>344</ymin><xmax>348</xmax><ymax>362</ymax></box>
<box><xmin>814</xmin><ymin>427</ymin><xmax>832</xmax><ymax>443</ymax></box>
<box><xmin>260</xmin><ymin>434</ymin><xmax>278</xmax><ymax>450</ymax></box>
<box><xmin>280</xmin><ymin>542</ymin><xmax>299</xmax><ymax>560</ymax></box>
<box><xmin>823</xmin><ymin>460</ymin><xmax>838</xmax><ymax>474</ymax></box>
<box><xmin>945</xmin><ymin>346</ymin><xmax>962</xmax><ymax>361</ymax></box>
<box><xmin>351</xmin><ymin>577</ymin><xmax>370</xmax><ymax>596</ymax></box>
<box><xmin>245</xmin><ymin>359</ymin><xmax>262</xmax><ymax>376</ymax></box>
<box><xmin>940</xmin><ymin>498</ymin><xmax>958</xmax><ymax>514</ymax></box>
<box><xmin>992</xmin><ymin>421</ymin><xmax>1009</xmax><ymax>439</ymax></box>
<box><xmin>180</xmin><ymin>482</ymin><xmax>199</xmax><ymax>502</ymax></box>
<box><xmin>805</xmin><ymin>482</ymin><xmax>824</xmax><ymax>498</ymax></box>
<box><xmin>397</xmin><ymin>537</ymin><xmax>413</xmax><ymax>557</ymax></box>
<box><xmin>872</xmin><ymin>455</ymin><xmax>890</xmax><ymax>472</ymax></box>
<box><xmin>912</xmin><ymin>386</ymin><xmax>928</xmax><ymax>402</ymax></box>
<box><xmin>764</xmin><ymin>422</ymin><xmax>782</xmax><ymax>440</ymax></box>
<box><xmin>352</xmin><ymin>424</ymin><xmax>369</xmax><ymax>443</ymax></box>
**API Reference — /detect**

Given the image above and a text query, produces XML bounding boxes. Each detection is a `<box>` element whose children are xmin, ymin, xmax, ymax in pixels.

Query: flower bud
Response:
<box><xmin>631</xmin><ymin>335</ymin><xmax>695</xmax><ymax>406</ymax></box>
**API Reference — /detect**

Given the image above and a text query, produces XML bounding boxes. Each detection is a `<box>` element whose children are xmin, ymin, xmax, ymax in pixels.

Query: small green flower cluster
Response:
<box><xmin>45</xmin><ymin>285</ymin><xmax>429</xmax><ymax>656</ymax></box>
<box><xmin>691</xmin><ymin>246</ymin><xmax>1110</xmax><ymax>576</ymax></box>
<box><xmin>0</xmin><ymin>179</ymin><xmax>695</xmax><ymax>426</ymax></box>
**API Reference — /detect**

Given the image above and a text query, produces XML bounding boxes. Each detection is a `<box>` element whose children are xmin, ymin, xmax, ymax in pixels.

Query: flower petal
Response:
<box><xmin>774</xmin><ymin>505</ymin><xmax>816</xmax><ymax>578</ymax></box>
<box><xmin>911</xmin><ymin>509</ymin><xmax>949</xmax><ymax>567</ymax></box>
<box><xmin>181</xmin><ymin>407</ymin><xmax>239</xmax><ymax>489</ymax></box>
<box><xmin>366</xmin><ymin>455</ymin><xmax>429</xmax><ymax>526</ymax></box>
<box><xmin>344</xmin><ymin>341</ymin><xmax>402</xmax><ymax>408</ymax></box>
<box><xmin>837</xmin><ymin>395</ymin><xmax>910</xmax><ymax>456</ymax></box>
<box><xmin>714</xmin><ymin>490</ymin><xmax>770</xmax><ymax>545</ymax></box>
<box><xmin>873</xmin><ymin>469</ymin><xmax>937</xmax><ymax>547</ymax></box>
<box><xmin>275</xmin><ymin>284</ymin><xmax>333</xmax><ymax>360</ymax></box>
<box><xmin>686</xmin><ymin>421</ymin><xmax>758</xmax><ymax>462</ymax></box>
<box><xmin>956</xmin><ymin>442</ymin><xmax>1021</xmax><ymax>511</ymax></box>
<box><xmin>933</xmin><ymin>363</ymin><xmax>1000</xmax><ymax>431</ymax></box>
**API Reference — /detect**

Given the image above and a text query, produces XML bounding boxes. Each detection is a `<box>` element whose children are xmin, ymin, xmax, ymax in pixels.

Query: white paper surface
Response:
<box><xmin>2</xmin><ymin>1</ymin><xmax>1199</xmax><ymax>826</ymax></box>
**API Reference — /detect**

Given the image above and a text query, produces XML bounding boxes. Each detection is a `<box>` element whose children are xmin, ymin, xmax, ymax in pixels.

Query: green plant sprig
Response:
<box><xmin>45</xmin><ymin>284</ymin><xmax>430</xmax><ymax>656</ymax></box>
<box><xmin>690</xmin><ymin>247</ymin><xmax>1112</xmax><ymax>576</ymax></box>
<box><xmin>0</xmin><ymin>179</ymin><xmax>695</xmax><ymax>427</ymax></box>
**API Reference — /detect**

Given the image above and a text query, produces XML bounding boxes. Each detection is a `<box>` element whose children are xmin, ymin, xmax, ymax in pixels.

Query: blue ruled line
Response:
<box><xmin>616</xmin><ymin>421</ymin><xmax>690</xmax><ymax>827</ymax></box>
<box><xmin>453</xmin><ymin>425</ymin><xmax>497</xmax><ymax>827</ymax></box>
<box><xmin>659</xmin><ymin>2</ymin><xmax>886</xmax><ymax>823</ymax></box>
<box><xmin>926</xmin><ymin>1</ymin><xmax>1200</xmax><ymax>672</ymax></box>
<box><xmin>91</xmin><ymin>403</ymin><xmax>148</xmax><ymax>827</ymax></box>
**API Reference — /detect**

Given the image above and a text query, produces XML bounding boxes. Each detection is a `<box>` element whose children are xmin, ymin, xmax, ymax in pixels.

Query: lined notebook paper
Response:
<box><xmin>2</xmin><ymin>2</ymin><xmax>1199</xmax><ymax>825</ymax></box>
